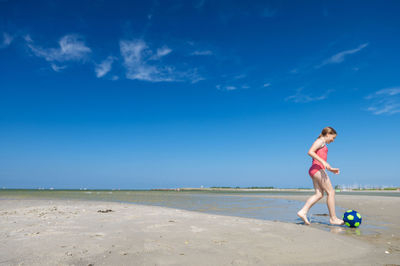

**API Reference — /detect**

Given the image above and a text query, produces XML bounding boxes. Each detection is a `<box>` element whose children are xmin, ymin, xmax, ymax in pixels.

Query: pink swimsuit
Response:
<box><xmin>308</xmin><ymin>143</ymin><xmax>328</xmax><ymax>177</ymax></box>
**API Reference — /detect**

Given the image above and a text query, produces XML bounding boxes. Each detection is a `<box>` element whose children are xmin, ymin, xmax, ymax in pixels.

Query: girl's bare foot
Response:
<box><xmin>329</xmin><ymin>217</ymin><xmax>344</xmax><ymax>225</ymax></box>
<box><xmin>297</xmin><ymin>211</ymin><xmax>310</xmax><ymax>225</ymax></box>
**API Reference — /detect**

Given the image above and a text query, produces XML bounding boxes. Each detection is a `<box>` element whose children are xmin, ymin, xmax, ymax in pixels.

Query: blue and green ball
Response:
<box><xmin>342</xmin><ymin>210</ymin><xmax>362</xmax><ymax>228</ymax></box>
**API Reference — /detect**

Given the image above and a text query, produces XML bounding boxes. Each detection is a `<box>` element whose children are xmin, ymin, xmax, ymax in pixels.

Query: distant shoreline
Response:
<box><xmin>1</xmin><ymin>187</ymin><xmax>399</xmax><ymax>193</ymax></box>
<box><xmin>152</xmin><ymin>187</ymin><xmax>400</xmax><ymax>193</ymax></box>
<box><xmin>152</xmin><ymin>188</ymin><xmax>314</xmax><ymax>192</ymax></box>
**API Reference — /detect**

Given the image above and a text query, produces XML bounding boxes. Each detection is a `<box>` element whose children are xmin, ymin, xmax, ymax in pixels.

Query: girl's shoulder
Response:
<box><xmin>315</xmin><ymin>138</ymin><xmax>326</xmax><ymax>148</ymax></box>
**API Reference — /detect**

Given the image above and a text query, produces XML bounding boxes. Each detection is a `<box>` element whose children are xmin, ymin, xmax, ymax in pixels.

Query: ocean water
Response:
<box><xmin>1</xmin><ymin>189</ymin><xmax>393</xmax><ymax>235</ymax></box>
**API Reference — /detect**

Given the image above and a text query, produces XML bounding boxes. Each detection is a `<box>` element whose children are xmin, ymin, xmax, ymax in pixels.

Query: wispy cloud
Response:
<box><xmin>285</xmin><ymin>87</ymin><xmax>333</xmax><ymax>103</ymax></box>
<box><xmin>263</xmin><ymin>83</ymin><xmax>271</xmax><ymax>88</ymax></box>
<box><xmin>191</xmin><ymin>50</ymin><xmax>213</xmax><ymax>56</ymax></box>
<box><xmin>26</xmin><ymin>34</ymin><xmax>91</xmax><ymax>63</ymax></box>
<box><xmin>233</xmin><ymin>74</ymin><xmax>246</xmax><ymax>80</ymax></box>
<box><xmin>216</xmin><ymin>85</ymin><xmax>237</xmax><ymax>91</ymax></box>
<box><xmin>19</xmin><ymin>33</ymin><xmax>205</xmax><ymax>82</ymax></box>
<box><xmin>150</xmin><ymin>46</ymin><xmax>172</xmax><ymax>60</ymax></box>
<box><xmin>376</xmin><ymin>88</ymin><xmax>400</xmax><ymax>97</ymax></box>
<box><xmin>317</xmin><ymin>43</ymin><xmax>368</xmax><ymax>68</ymax></box>
<box><xmin>365</xmin><ymin>87</ymin><xmax>400</xmax><ymax>115</ymax></box>
<box><xmin>50</xmin><ymin>63</ymin><xmax>67</xmax><ymax>72</ymax></box>
<box><xmin>1</xmin><ymin>32</ymin><xmax>13</xmax><ymax>48</ymax></box>
<box><xmin>120</xmin><ymin>39</ymin><xmax>203</xmax><ymax>83</ymax></box>
<box><xmin>120</xmin><ymin>39</ymin><xmax>171</xmax><ymax>82</ymax></box>
<box><xmin>185</xmin><ymin>69</ymin><xmax>205</xmax><ymax>83</ymax></box>
<box><xmin>95</xmin><ymin>56</ymin><xmax>116</xmax><ymax>78</ymax></box>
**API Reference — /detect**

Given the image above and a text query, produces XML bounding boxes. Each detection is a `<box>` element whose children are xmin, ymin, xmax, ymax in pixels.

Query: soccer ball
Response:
<box><xmin>343</xmin><ymin>210</ymin><xmax>362</xmax><ymax>228</ymax></box>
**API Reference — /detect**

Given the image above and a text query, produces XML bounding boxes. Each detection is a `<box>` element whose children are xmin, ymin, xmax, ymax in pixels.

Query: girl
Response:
<box><xmin>297</xmin><ymin>127</ymin><xmax>344</xmax><ymax>225</ymax></box>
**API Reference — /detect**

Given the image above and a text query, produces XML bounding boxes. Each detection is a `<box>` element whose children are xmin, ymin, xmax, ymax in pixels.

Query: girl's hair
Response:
<box><xmin>318</xmin><ymin>127</ymin><xmax>337</xmax><ymax>138</ymax></box>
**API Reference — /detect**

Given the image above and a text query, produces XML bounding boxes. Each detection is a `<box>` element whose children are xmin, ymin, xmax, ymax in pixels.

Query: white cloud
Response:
<box><xmin>375</xmin><ymin>87</ymin><xmax>400</xmax><ymax>96</ymax></box>
<box><xmin>150</xmin><ymin>46</ymin><xmax>172</xmax><ymax>60</ymax></box>
<box><xmin>1</xmin><ymin>32</ymin><xmax>13</xmax><ymax>48</ymax></box>
<box><xmin>365</xmin><ymin>87</ymin><xmax>400</xmax><ymax>115</ymax></box>
<box><xmin>317</xmin><ymin>43</ymin><xmax>368</xmax><ymax>68</ymax></box>
<box><xmin>285</xmin><ymin>87</ymin><xmax>333</xmax><ymax>103</ymax></box>
<box><xmin>216</xmin><ymin>85</ymin><xmax>237</xmax><ymax>91</ymax></box>
<box><xmin>120</xmin><ymin>39</ymin><xmax>168</xmax><ymax>82</ymax></box>
<box><xmin>191</xmin><ymin>50</ymin><xmax>213</xmax><ymax>56</ymax></box>
<box><xmin>120</xmin><ymin>39</ymin><xmax>203</xmax><ymax>83</ymax></box>
<box><xmin>157</xmin><ymin>46</ymin><xmax>172</xmax><ymax>57</ymax></box>
<box><xmin>95</xmin><ymin>56</ymin><xmax>116</xmax><ymax>78</ymax></box>
<box><xmin>367</xmin><ymin>104</ymin><xmax>400</xmax><ymax>115</ymax></box>
<box><xmin>20</xmin><ymin>34</ymin><xmax>203</xmax><ymax>83</ymax></box>
<box><xmin>26</xmin><ymin>34</ymin><xmax>91</xmax><ymax>62</ymax></box>
<box><xmin>50</xmin><ymin>63</ymin><xmax>67</xmax><ymax>72</ymax></box>
<box><xmin>365</xmin><ymin>87</ymin><xmax>400</xmax><ymax>100</ymax></box>
<box><xmin>185</xmin><ymin>68</ymin><xmax>205</xmax><ymax>83</ymax></box>
<box><xmin>23</xmin><ymin>35</ymin><xmax>33</xmax><ymax>42</ymax></box>
<box><xmin>263</xmin><ymin>83</ymin><xmax>271</xmax><ymax>88</ymax></box>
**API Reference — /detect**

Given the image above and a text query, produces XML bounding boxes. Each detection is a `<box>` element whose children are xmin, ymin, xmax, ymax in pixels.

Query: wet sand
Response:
<box><xmin>226</xmin><ymin>193</ymin><xmax>400</xmax><ymax>261</ymax></box>
<box><xmin>0</xmin><ymin>197</ymin><xmax>399</xmax><ymax>265</ymax></box>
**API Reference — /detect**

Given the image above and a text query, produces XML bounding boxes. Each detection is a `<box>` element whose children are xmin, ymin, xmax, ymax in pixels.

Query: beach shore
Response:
<box><xmin>224</xmin><ymin>193</ymin><xmax>400</xmax><ymax>261</ymax></box>
<box><xmin>1</xmin><ymin>196</ymin><xmax>399</xmax><ymax>265</ymax></box>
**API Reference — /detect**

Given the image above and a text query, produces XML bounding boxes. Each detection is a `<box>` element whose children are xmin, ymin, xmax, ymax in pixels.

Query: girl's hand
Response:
<box><xmin>329</xmin><ymin>168</ymin><xmax>340</xmax><ymax>175</ymax></box>
<box><xmin>323</xmin><ymin>162</ymin><xmax>331</xmax><ymax>170</ymax></box>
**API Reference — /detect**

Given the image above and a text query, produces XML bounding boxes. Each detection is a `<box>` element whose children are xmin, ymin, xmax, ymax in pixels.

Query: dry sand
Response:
<box><xmin>0</xmin><ymin>196</ymin><xmax>399</xmax><ymax>265</ymax></box>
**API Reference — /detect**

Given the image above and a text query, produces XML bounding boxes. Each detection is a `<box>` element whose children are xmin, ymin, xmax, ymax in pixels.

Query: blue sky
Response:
<box><xmin>1</xmin><ymin>0</ymin><xmax>399</xmax><ymax>189</ymax></box>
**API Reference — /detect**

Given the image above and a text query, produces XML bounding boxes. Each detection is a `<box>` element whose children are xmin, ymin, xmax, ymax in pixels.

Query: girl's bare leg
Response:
<box><xmin>297</xmin><ymin>175</ymin><xmax>324</xmax><ymax>225</ymax></box>
<box><xmin>317</xmin><ymin>170</ymin><xmax>344</xmax><ymax>225</ymax></box>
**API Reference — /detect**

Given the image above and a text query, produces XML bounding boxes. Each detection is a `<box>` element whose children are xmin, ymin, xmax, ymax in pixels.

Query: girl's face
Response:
<box><xmin>325</xmin><ymin>134</ymin><xmax>336</xmax><ymax>144</ymax></box>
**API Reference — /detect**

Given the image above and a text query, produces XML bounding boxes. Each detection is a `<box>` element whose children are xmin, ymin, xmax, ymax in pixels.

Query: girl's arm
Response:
<box><xmin>307</xmin><ymin>138</ymin><xmax>331</xmax><ymax>169</ymax></box>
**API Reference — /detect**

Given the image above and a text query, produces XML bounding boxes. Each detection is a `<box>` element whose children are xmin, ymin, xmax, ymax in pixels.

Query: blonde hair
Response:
<box><xmin>318</xmin><ymin>127</ymin><xmax>337</xmax><ymax>138</ymax></box>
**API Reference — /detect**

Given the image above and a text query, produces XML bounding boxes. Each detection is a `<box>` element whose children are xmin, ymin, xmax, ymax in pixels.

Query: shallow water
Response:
<box><xmin>0</xmin><ymin>189</ymin><xmax>389</xmax><ymax>235</ymax></box>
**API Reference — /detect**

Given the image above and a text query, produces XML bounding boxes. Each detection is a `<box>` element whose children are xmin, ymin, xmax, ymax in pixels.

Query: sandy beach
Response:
<box><xmin>1</xmin><ymin>195</ymin><xmax>399</xmax><ymax>265</ymax></box>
